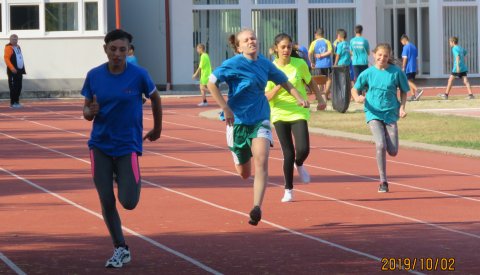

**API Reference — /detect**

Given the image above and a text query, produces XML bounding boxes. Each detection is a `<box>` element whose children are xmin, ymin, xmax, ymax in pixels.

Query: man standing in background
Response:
<box><xmin>4</xmin><ymin>34</ymin><xmax>26</xmax><ymax>108</ymax></box>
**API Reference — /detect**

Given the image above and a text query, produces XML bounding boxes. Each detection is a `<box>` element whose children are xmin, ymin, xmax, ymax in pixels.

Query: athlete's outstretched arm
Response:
<box><xmin>143</xmin><ymin>90</ymin><xmax>162</xmax><ymax>141</ymax></box>
<box><xmin>280</xmin><ymin>82</ymin><xmax>309</xmax><ymax>108</ymax></box>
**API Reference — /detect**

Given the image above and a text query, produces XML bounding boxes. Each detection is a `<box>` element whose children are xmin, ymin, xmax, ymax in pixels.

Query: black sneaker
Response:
<box><xmin>248</xmin><ymin>206</ymin><xmax>262</xmax><ymax>226</ymax></box>
<box><xmin>378</xmin><ymin>182</ymin><xmax>389</xmax><ymax>193</ymax></box>
<box><xmin>466</xmin><ymin>94</ymin><xmax>475</xmax><ymax>100</ymax></box>
<box><xmin>105</xmin><ymin>245</ymin><xmax>131</xmax><ymax>268</ymax></box>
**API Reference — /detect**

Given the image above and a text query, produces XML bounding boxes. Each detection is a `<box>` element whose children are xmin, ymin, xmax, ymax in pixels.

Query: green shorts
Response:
<box><xmin>226</xmin><ymin>120</ymin><xmax>273</xmax><ymax>165</ymax></box>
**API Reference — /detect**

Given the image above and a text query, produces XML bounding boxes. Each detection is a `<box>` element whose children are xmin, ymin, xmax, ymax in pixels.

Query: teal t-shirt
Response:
<box><xmin>335</xmin><ymin>41</ymin><xmax>351</xmax><ymax>66</ymax></box>
<box><xmin>452</xmin><ymin>45</ymin><xmax>468</xmax><ymax>73</ymax></box>
<box><xmin>354</xmin><ymin>65</ymin><xmax>410</xmax><ymax>124</ymax></box>
<box><xmin>350</xmin><ymin>36</ymin><xmax>370</xmax><ymax>66</ymax></box>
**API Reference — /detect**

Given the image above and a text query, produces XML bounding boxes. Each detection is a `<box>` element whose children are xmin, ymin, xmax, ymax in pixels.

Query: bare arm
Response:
<box><xmin>143</xmin><ymin>90</ymin><xmax>163</xmax><ymax>141</ymax></box>
<box><xmin>265</xmin><ymin>85</ymin><xmax>282</xmax><ymax>101</ymax></box>
<box><xmin>307</xmin><ymin>78</ymin><xmax>326</xmax><ymax>110</ymax></box>
<box><xmin>402</xmin><ymin>57</ymin><xmax>407</xmax><ymax>71</ymax></box>
<box><xmin>399</xmin><ymin>92</ymin><xmax>407</xmax><ymax>118</ymax></box>
<box><xmin>83</xmin><ymin>96</ymin><xmax>99</xmax><ymax>121</ymax></box>
<box><xmin>351</xmin><ymin>87</ymin><xmax>365</xmax><ymax>103</ymax></box>
<box><xmin>279</xmin><ymin>82</ymin><xmax>309</xmax><ymax>107</ymax></box>
<box><xmin>207</xmin><ymin>80</ymin><xmax>234</xmax><ymax>126</ymax></box>
<box><xmin>334</xmin><ymin>54</ymin><xmax>339</xmax><ymax>66</ymax></box>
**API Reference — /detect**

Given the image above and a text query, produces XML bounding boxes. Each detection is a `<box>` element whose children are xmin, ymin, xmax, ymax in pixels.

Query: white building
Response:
<box><xmin>1</xmin><ymin>0</ymin><xmax>478</xmax><ymax>92</ymax></box>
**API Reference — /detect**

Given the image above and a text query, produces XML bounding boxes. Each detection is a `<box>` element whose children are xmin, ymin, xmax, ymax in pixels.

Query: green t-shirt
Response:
<box><xmin>265</xmin><ymin>57</ymin><xmax>311</xmax><ymax>123</ymax></box>
<box><xmin>199</xmin><ymin>53</ymin><xmax>212</xmax><ymax>85</ymax></box>
<box><xmin>354</xmin><ymin>65</ymin><xmax>410</xmax><ymax>124</ymax></box>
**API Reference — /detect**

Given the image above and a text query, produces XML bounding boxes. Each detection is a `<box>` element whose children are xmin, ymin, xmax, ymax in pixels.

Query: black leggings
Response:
<box><xmin>7</xmin><ymin>71</ymin><xmax>22</xmax><ymax>105</ymax></box>
<box><xmin>273</xmin><ymin>120</ymin><xmax>310</xmax><ymax>190</ymax></box>
<box><xmin>89</xmin><ymin>148</ymin><xmax>142</xmax><ymax>247</ymax></box>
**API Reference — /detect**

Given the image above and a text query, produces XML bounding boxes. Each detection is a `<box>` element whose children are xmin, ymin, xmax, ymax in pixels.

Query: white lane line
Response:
<box><xmin>0</xmin><ymin>252</ymin><xmax>26</xmax><ymax>275</ymax></box>
<box><xmin>7</xmin><ymin>105</ymin><xmax>480</xmax><ymax>180</ymax></box>
<box><xmin>0</xmin><ymin>168</ymin><xmax>222</xmax><ymax>275</ymax></box>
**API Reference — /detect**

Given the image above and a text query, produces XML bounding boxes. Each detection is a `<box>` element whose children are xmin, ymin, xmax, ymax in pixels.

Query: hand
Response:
<box><xmin>354</xmin><ymin>95</ymin><xmax>365</xmax><ymax>104</ymax></box>
<box><xmin>90</xmin><ymin>95</ymin><xmax>100</xmax><ymax>116</ymax></box>
<box><xmin>143</xmin><ymin>128</ymin><xmax>161</xmax><ymax>142</ymax></box>
<box><xmin>297</xmin><ymin>99</ymin><xmax>310</xmax><ymax>108</ymax></box>
<box><xmin>317</xmin><ymin>102</ymin><xmax>327</xmax><ymax>111</ymax></box>
<box><xmin>399</xmin><ymin>108</ymin><xmax>407</xmax><ymax>118</ymax></box>
<box><xmin>223</xmin><ymin>107</ymin><xmax>234</xmax><ymax>126</ymax></box>
<box><xmin>192</xmin><ymin>74</ymin><xmax>196</xmax><ymax>80</ymax></box>
<box><xmin>11</xmin><ymin>68</ymin><xmax>17</xmax><ymax>74</ymax></box>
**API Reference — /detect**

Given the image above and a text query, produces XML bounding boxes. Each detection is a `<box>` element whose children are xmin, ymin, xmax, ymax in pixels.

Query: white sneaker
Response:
<box><xmin>105</xmin><ymin>246</ymin><xmax>131</xmax><ymax>268</ymax></box>
<box><xmin>281</xmin><ymin>189</ymin><xmax>293</xmax><ymax>202</ymax></box>
<box><xmin>295</xmin><ymin>164</ymin><xmax>310</xmax><ymax>183</ymax></box>
<box><xmin>197</xmin><ymin>102</ymin><xmax>208</xmax><ymax>107</ymax></box>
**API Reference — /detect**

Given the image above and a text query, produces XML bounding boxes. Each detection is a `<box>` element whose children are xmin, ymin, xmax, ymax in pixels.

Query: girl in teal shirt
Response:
<box><xmin>352</xmin><ymin>43</ymin><xmax>409</xmax><ymax>193</ymax></box>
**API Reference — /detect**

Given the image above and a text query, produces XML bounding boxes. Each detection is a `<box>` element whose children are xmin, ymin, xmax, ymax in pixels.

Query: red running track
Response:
<box><xmin>1</xmin><ymin>97</ymin><xmax>479</xmax><ymax>274</ymax></box>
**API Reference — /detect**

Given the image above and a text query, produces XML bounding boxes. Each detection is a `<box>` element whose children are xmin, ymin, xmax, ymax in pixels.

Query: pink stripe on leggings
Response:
<box><xmin>131</xmin><ymin>153</ymin><xmax>140</xmax><ymax>184</ymax></box>
<box><xmin>89</xmin><ymin>149</ymin><xmax>95</xmax><ymax>179</ymax></box>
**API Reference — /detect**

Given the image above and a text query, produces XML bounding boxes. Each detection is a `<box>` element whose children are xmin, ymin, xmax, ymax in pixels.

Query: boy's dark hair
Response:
<box><xmin>315</xmin><ymin>28</ymin><xmax>324</xmax><ymax>37</ymax></box>
<box><xmin>104</xmin><ymin>29</ymin><xmax>133</xmax><ymax>44</ymax></box>
<box><xmin>337</xmin><ymin>29</ymin><xmax>347</xmax><ymax>39</ymax></box>
<box><xmin>130</xmin><ymin>44</ymin><xmax>135</xmax><ymax>51</ymax></box>
<box><xmin>400</xmin><ymin>34</ymin><xmax>409</xmax><ymax>41</ymax></box>
<box><xmin>354</xmin><ymin>25</ymin><xmax>363</xmax><ymax>34</ymax></box>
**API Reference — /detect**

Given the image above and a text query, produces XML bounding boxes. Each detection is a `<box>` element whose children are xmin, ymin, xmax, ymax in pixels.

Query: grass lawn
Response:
<box><xmin>308</xmin><ymin>97</ymin><xmax>480</xmax><ymax>150</ymax></box>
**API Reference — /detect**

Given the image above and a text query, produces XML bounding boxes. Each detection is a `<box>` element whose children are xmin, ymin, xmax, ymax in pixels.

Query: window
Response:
<box><xmin>309</xmin><ymin>0</ymin><xmax>354</xmax><ymax>3</ymax></box>
<box><xmin>85</xmin><ymin>2</ymin><xmax>98</xmax><ymax>31</ymax></box>
<box><xmin>45</xmin><ymin>2</ymin><xmax>78</xmax><ymax>31</ymax></box>
<box><xmin>253</xmin><ymin>0</ymin><xmax>295</xmax><ymax>3</ymax></box>
<box><xmin>193</xmin><ymin>0</ymin><xmax>239</xmax><ymax>4</ymax></box>
<box><xmin>10</xmin><ymin>5</ymin><xmax>40</xmax><ymax>30</ymax></box>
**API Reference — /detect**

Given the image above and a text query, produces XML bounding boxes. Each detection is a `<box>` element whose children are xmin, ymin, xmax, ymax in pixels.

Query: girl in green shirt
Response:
<box><xmin>265</xmin><ymin>33</ymin><xmax>323</xmax><ymax>202</ymax></box>
<box><xmin>351</xmin><ymin>43</ymin><xmax>409</xmax><ymax>193</ymax></box>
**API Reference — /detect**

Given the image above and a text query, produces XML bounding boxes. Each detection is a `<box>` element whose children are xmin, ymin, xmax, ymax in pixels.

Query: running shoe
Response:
<box><xmin>105</xmin><ymin>246</ymin><xmax>131</xmax><ymax>268</ymax></box>
<box><xmin>438</xmin><ymin>93</ymin><xmax>448</xmax><ymax>100</ymax></box>
<box><xmin>295</xmin><ymin>164</ymin><xmax>310</xmax><ymax>183</ymax></box>
<box><xmin>248</xmin><ymin>206</ymin><xmax>262</xmax><ymax>226</ymax></box>
<box><xmin>466</xmin><ymin>94</ymin><xmax>475</xmax><ymax>100</ymax></box>
<box><xmin>197</xmin><ymin>101</ymin><xmax>208</xmax><ymax>107</ymax></box>
<box><xmin>281</xmin><ymin>189</ymin><xmax>294</xmax><ymax>203</ymax></box>
<box><xmin>414</xmin><ymin>89</ymin><xmax>424</xmax><ymax>100</ymax></box>
<box><xmin>378</xmin><ymin>182</ymin><xmax>389</xmax><ymax>193</ymax></box>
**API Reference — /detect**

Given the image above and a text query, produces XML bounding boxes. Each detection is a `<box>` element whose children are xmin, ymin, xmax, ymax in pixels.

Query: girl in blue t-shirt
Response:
<box><xmin>351</xmin><ymin>43</ymin><xmax>409</xmax><ymax>193</ymax></box>
<box><xmin>207</xmin><ymin>29</ymin><xmax>308</xmax><ymax>226</ymax></box>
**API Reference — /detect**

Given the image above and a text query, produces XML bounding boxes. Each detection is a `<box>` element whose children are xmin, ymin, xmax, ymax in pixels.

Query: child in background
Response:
<box><xmin>400</xmin><ymin>34</ymin><xmax>423</xmax><ymax>101</ymax></box>
<box><xmin>192</xmin><ymin>43</ymin><xmax>212</xmax><ymax>106</ymax></box>
<box><xmin>439</xmin><ymin>36</ymin><xmax>474</xmax><ymax>100</ymax></box>
<box><xmin>351</xmin><ymin>43</ymin><xmax>409</xmax><ymax>193</ymax></box>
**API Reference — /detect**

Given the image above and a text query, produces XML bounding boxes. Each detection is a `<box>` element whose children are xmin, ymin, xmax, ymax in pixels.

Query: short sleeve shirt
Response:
<box><xmin>81</xmin><ymin>63</ymin><xmax>156</xmax><ymax>156</ymax></box>
<box><xmin>335</xmin><ymin>41</ymin><xmax>351</xmax><ymax>66</ymax></box>
<box><xmin>452</xmin><ymin>45</ymin><xmax>468</xmax><ymax>73</ymax></box>
<box><xmin>350</xmin><ymin>36</ymin><xmax>370</xmax><ymax>66</ymax></box>
<box><xmin>354</xmin><ymin>65</ymin><xmax>410</xmax><ymax>124</ymax></box>
<box><xmin>265</xmin><ymin>57</ymin><xmax>311</xmax><ymax>123</ymax></box>
<box><xmin>211</xmin><ymin>54</ymin><xmax>288</xmax><ymax>125</ymax></box>
<box><xmin>199</xmin><ymin>52</ymin><xmax>212</xmax><ymax>84</ymax></box>
<box><xmin>401</xmin><ymin>43</ymin><xmax>418</xmax><ymax>74</ymax></box>
<box><xmin>308</xmin><ymin>38</ymin><xmax>333</xmax><ymax>68</ymax></box>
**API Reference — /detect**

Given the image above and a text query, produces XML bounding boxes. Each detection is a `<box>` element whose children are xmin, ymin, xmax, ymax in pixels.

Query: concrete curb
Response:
<box><xmin>199</xmin><ymin>108</ymin><xmax>480</xmax><ymax>158</ymax></box>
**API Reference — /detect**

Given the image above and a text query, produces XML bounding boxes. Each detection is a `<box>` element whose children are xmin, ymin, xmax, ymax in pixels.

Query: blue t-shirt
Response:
<box><xmin>297</xmin><ymin>46</ymin><xmax>311</xmax><ymax>68</ymax></box>
<box><xmin>126</xmin><ymin>55</ymin><xmax>138</xmax><ymax>66</ymax></box>
<box><xmin>452</xmin><ymin>45</ymin><xmax>468</xmax><ymax>73</ymax></box>
<box><xmin>401</xmin><ymin>43</ymin><xmax>417</xmax><ymax>74</ymax></box>
<box><xmin>354</xmin><ymin>65</ymin><xmax>410</xmax><ymax>124</ymax></box>
<box><xmin>350</xmin><ymin>36</ymin><xmax>370</xmax><ymax>66</ymax></box>
<box><xmin>335</xmin><ymin>41</ymin><xmax>351</xmax><ymax>66</ymax></box>
<box><xmin>308</xmin><ymin>38</ymin><xmax>333</xmax><ymax>68</ymax></box>
<box><xmin>212</xmin><ymin>54</ymin><xmax>288</xmax><ymax>125</ymax></box>
<box><xmin>81</xmin><ymin>63</ymin><xmax>156</xmax><ymax>157</ymax></box>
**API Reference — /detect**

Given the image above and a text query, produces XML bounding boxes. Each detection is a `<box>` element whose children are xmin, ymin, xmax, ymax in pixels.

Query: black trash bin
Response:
<box><xmin>331</xmin><ymin>66</ymin><xmax>351</xmax><ymax>113</ymax></box>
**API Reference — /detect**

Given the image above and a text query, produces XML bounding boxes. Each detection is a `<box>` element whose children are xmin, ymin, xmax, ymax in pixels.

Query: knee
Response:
<box><xmin>120</xmin><ymin>199</ymin><xmax>138</xmax><ymax>210</ymax></box>
<box><xmin>387</xmin><ymin>147</ymin><xmax>398</xmax><ymax>157</ymax></box>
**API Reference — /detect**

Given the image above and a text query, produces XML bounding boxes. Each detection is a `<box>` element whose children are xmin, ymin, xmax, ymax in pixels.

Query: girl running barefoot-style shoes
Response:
<box><xmin>378</xmin><ymin>182</ymin><xmax>389</xmax><ymax>193</ymax></box>
<box><xmin>281</xmin><ymin>189</ymin><xmax>294</xmax><ymax>202</ymax></box>
<box><xmin>295</xmin><ymin>164</ymin><xmax>310</xmax><ymax>183</ymax></box>
<box><xmin>248</xmin><ymin>206</ymin><xmax>262</xmax><ymax>226</ymax></box>
<box><xmin>105</xmin><ymin>246</ymin><xmax>131</xmax><ymax>268</ymax></box>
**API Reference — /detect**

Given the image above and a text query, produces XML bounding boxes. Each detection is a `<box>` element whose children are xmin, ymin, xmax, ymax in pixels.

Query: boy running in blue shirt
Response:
<box><xmin>400</xmin><ymin>34</ymin><xmax>423</xmax><ymax>101</ymax></box>
<box><xmin>439</xmin><ymin>36</ymin><xmax>474</xmax><ymax>100</ymax></box>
